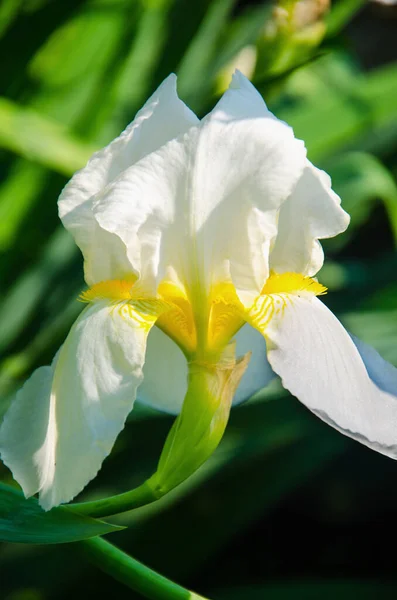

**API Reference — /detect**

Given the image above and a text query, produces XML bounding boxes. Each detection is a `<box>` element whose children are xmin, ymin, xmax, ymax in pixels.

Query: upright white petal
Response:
<box><xmin>93</xmin><ymin>71</ymin><xmax>307</xmax><ymax>303</ymax></box>
<box><xmin>0</xmin><ymin>301</ymin><xmax>156</xmax><ymax>510</ymax></box>
<box><xmin>259</xmin><ymin>296</ymin><xmax>397</xmax><ymax>457</ymax></box>
<box><xmin>270</xmin><ymin>162</ymin><xmax>350</xmax><ymax>276</ymax></box>
<box><xmin>58</xmin><ymin>74</ymin><xmax>199</xmax><ymax>285</ymax></box>
<box><xmin>137</xmin><ymin>323</ymin><xmax>274</xmax><ymax>414</ymax></box>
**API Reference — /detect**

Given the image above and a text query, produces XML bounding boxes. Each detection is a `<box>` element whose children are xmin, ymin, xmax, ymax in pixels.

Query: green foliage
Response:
<box><xmin>0</xmin><ymin>483</ymin><xmax>123</xmax><ymax>544</ymax></box>
<box><xmin>0</xmin><ymin>97</ymin><xmax>94</xmax><ymax>174</ymax></box>
<box><xmin>324</xmin><ymin>152</ymin><xmax>397</xmax><ymax>248</ymax></box>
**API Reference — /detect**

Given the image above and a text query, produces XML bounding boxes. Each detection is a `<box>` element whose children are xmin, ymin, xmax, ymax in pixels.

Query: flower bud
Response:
<box><xmin>150</xmin><ymin>344</ymin><xmax>251</xmax><ymax>495</ymax></box>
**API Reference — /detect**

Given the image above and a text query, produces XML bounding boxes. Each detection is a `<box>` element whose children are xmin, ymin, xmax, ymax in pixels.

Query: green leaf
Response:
<box><xmin>273</xmin><ymin>55</ymin><xmax>397</xmax><ymax>162</ymax></box>
<box><xmin>210</xmin><ymin>3</ymin><xmax>271</xmax><ymax>82</ymax></box>
<box><xmin>0</xmin><ymin>162</ymin><xmax>48</xmax><ymax>252</ymax></box>
<box><xmin>177</xmin><ymin>0</ymin><xmax>236</xmax><ymax>104</ymax></box>
<box><xmin>95</xmin><ymin>0</ymin><xmax>173</xmax><ymax>143</ymax></box>
<box><xmin>0</xmin><ymin>228</ymin><xmax>79</xmax><ymax>355</ymax></box>
<box><xmin>325</xmin><ymin>152</ymin><xmax>397</xmax><ymax>248</ymax></box>
<box><xmin>28</xmin><ymin>0</ymin><xmax>135</xmax><ymax>129</ymax></box>
<box><xmin>325</xmin><ymin>0</ymin><xmax>368</xmax><ymax>39</ymax></box>
<box><xmin>0</xmin><ymin>482</ymin><xmax>124</xmax><ymax>544</ymax></box>
<box><xmin>117</xmin><ymin>399</ymin><xmax>347</xmax><ymax>579</ymax></box>
<box><xmin>0</xmin><ymin>0</ymin><xmax>25</xmax><ymax>38</ymax></box>
<box><xmin>0</xmin><ymin>97</ymin><xmax>95</xmax><ymax>175</ymax></box>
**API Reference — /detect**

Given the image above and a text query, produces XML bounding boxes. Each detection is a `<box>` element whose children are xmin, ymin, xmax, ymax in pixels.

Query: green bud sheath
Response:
<box><xmin>150</xmin><ymin>344</ymin><xmax>251</xmax><ymax>495</ymax></box>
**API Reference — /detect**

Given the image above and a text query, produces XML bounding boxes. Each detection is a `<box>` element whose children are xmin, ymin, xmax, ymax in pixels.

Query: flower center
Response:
<box><xmin>79</xmin><ymin>277</ymin><xmax>245</xmax><ymax>359</ymax></box>
<box><xmin>79</xmin><ymin>271</ymin><xmax>326</xmax><ymax>359</ymax></box>
<box><xmin>156</xmin><ymin>281</ymin><xmax>245</xmax><ymax>359</ymax></box>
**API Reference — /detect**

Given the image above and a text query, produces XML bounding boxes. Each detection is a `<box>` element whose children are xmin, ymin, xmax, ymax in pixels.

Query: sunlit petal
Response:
<box><xmin>93</xmin><ymin>71</ymin><xmax>307</xmax><ymax>302</ymax></box>
<box><xmin>0</xmin><ymin>301</ymin><xmax>157</xmax><ymax>509</ymax></box>
<box><xmin>270</xmin><ymin>162</ymin><xmax>350</xmax><ymax>277</ymax></box>
<box><xmin>260</xmin><ymin>296</ymin><xmax>397</xmax><ymax>457</ymax></box>
<box><xmin>58</xmin><ymin>74</ymin><xmax>198</xmax><ymax>285</ymax></box>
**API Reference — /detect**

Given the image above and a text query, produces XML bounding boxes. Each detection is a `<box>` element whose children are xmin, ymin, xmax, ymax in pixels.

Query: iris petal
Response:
<box><xmin>0</xmin><ymin>300</ymin><xmax>158</xmax><ymax>510</ymax></box>
<box><xmin>259</xmin><ymin>295</ymin><xmax>397</xmax><ymax>457</ymax></box>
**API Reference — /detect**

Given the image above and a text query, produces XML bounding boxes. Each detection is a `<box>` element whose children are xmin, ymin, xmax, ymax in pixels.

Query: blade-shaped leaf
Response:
<box><xmin>325</xmin><ymin>0</ymin><xmax>368</xmax><ymax>38</ymax></box>
<box><xmin>0</xmin><ymin>97</ymin><xmax>95</xmax><ymax>175</ymax></box>
<box><xmin>273</xmin><ymin>55</ymin><xmax>397</xmax><ymax>161</ymax></box>
<box><xmin>0</xmin><ymin>482</ymin><xmax>124</xmax><ymax>544</ymax></box>
<box><xmin>177</xmin><ymin>0</ymin><xmax>236</xmax><ymax>103</ymax></box>
<box><xmin>325</xmin><ymin>152</ymin><xmax>397</xmax><ymax>248</ymax></box>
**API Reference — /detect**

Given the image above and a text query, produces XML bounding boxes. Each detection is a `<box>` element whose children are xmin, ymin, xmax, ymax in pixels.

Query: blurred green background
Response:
<box><xmin>1</xmin><ymin>0</ymin><xmax>397</xmax><ymax>598</ymax></box>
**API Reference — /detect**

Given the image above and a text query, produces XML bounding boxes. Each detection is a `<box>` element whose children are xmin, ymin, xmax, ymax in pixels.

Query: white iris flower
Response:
<box><xmin>1</xmin><ymin>72</ymin><xmax>397</xmax><ymax>511</ymax></box>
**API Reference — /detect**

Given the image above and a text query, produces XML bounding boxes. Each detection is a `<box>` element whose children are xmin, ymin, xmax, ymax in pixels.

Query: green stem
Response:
<box><xmin>72</xmin><ymin>348</ymin><xmax>249</xmax><ymax>519</ymax></box>
<box><xmin>80</xmin><ymin>536</ymin><xmax>209</xmax><ymax>600</ymax></box>
<box><xmin>71</xmin><ymin>478</ymin><xmax>160</xmax><ymax>518</ymax></box>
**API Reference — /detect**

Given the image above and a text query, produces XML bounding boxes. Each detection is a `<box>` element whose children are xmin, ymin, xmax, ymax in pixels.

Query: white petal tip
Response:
<box><xmin>159</xmin><ymin>72</ymin><xmax>178</xmax><ymax>91</ymax></box>
<box><xmin>230</xmin><ymin>69</ymin><xmax>251</xmax><ymax>89</ymax></box>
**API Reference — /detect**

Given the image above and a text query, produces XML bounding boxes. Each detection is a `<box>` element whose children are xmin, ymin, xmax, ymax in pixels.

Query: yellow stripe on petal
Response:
<box><xmin>261</xmin><ymin>271</ymin><xmax>327</xmax><ymax>297</ymax></box>
<box><xmin>80</xmin><ymin>276</ymin><xmax>170</xmax><ymax>334</ymax></box>
<box><xmin>157</xmin><ymin>281</ymin><xmax>197</xmax><ymax>355</ymax></box>
<box><xmin>208</xmin><ymin>283</ymin><xmax>245</xmax><ymax>352</ymax></box>
<box><xmin>116</xmin><ymin>299</ymin><xmax>169</xmax><ymax>333</ymax></box>
<box><xmin>247</xmin><ymin>271</ymin><xmax>327</xmax><ymax>334</ymax></box>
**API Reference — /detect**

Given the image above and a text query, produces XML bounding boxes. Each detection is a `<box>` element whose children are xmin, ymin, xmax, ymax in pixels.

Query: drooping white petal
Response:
<box><xmin>270</xmin><ymin>162</ymin><xmax>350</xmax><ymax>277</ymax></box>
<box><xmin>0</xmin><ymin>301</ymin><xmax>156</xmax><ymax>510</ymax></box>
<box><xmin>93</xmin><ymin>71</ymin><xmax>307</xmax><ymax>304</ymax></box>
<box><xmin>137</xmin><ymin>323</ymin><xmax>274</xmax><ymax>414</ymax></box>
<box><xmin>261</xmin><ymin>295</ymin><xmax>397</xmax><ymax>457</ymax></box>
<box><xmin>0</xmin><ymin>360</ymin><xmax>57</xmax><ymax>499</ymax></box>
<box><xmin>58</xmin><ymin>74</ymin><xmax>199</xmax><ymax>285</ymax></box>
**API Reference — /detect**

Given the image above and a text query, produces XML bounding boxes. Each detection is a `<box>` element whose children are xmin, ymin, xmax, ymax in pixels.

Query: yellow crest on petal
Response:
<box><xmin>261</xmin><ymin>271</ymin><xmax>327</xmax><ymax>296</ymax></box>
<box><xmin>79</xmin><ymin>276</ymin><xmax>137</xmax><ymax>303</ymax></box>
<box><xmin>247</xmin><ymin>271</ymin><xmax>327</xmax><ymax>333</ymax></box>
